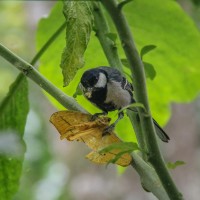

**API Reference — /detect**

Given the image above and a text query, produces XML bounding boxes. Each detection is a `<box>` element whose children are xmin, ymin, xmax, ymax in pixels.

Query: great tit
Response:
<box><xmin>79</xmin><ymin>66</ymin><xmax>170</xmax><ymax>142</ymax></box>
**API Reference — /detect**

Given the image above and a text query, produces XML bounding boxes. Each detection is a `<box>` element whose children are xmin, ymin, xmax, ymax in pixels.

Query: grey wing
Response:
<box><xmin>122</xmin><ymin>77</ymin><xmax>133</xmax><ymax>94</ymax></box>
<box><xmin>100</xmin><ymin>66</ymin><xmax>133</xmax><ymax>93</ymax></box>
<box><xmin>99</xmin><ymin>66</ymin><xmax>123</xmax><ymax>82</ymax></box>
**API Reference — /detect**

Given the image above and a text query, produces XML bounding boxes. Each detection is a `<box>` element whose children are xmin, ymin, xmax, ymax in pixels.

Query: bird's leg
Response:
<box><xmin>103</xmin><ymin>111</ymin><xmax>124</xmax><ymax>135</ymax></box>
<box><xmin>127</xmin><ymin>107</ymin><xmax>138</xmax><ymax>113</ymax></box>
<box><xmin>91</xmin><ymin>111</ymin><xmax>107</xmax><ymax>121</ymax></box>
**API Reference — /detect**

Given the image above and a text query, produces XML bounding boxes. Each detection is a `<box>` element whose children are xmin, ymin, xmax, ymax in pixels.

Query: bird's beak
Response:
<box><xmin>79</xmin><ymin>83</ymin><xmax>93</xmax><ymax>98</ymax></box>
<box><xmin>85</xmin><ymin>87</ymin><xmax>93</xmax><ymax>98</ymax></box>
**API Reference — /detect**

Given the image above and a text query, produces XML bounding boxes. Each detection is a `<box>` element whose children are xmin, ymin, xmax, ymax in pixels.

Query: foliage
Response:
<box><xmin>123</xmin><ymin>0</ymin><xmax>200</xmax><ymax>123</ymax></box>
<box><xmin>99</xmin><ymin>142</ymin><xmax>140</xmax><ymax>166</ymax></box>
<box><xmin>0</xmin><ymin>0</ymin><xmax>200</xmax><ymax>199</ymax></box>
<box><xmin>167</xmin><ymin>161</ymin><xmax>186</xmax><ymax>170</ymax></box>
<box><xmin>61</xmin><ymin>1</ymin><xmax>93</xmax><ymax>86</ymax></box>
<box><xmin>36</xmin><ymin>2</ymin><xmax>135</xmax><ymax>141</ymax></box>
<box><xmin>0</xmin><ymin>74</ymin><xmax>29</xmax><ymax>200</ymax></box>
<box><xmin>37</xmin><ymin>0</ymin><xmax>200</xmax><ymax>141</ymax></box>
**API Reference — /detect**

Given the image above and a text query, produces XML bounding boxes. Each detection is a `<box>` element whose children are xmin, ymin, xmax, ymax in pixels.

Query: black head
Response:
<box><xmin>80</xmin><ymin>68</ymin><xmax>107</xmax><ymax>88</ymax></box>
<box><xmin>80</xmin><ymin>68</ymin><xmax>108</xmax><ymax>107</ymax></box>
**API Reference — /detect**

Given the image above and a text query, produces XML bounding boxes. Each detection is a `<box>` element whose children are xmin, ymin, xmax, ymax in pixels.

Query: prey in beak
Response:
<box><xmin>79</xmin><ymin>83</ymin><xmax>93</xmax><ymax>99</ymax></box>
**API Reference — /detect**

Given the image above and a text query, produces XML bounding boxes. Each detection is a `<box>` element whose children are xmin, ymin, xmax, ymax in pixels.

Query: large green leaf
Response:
<box><xmin>0</xmin><ymin>74</ymin><xmax>29</xmax><ymax>200</ymax></box>
<box><xmin>61</xmin><ymin>1</ymin><xmax>93</xmax><ymax>86</ymax></box>
<box><xmin>36</xmin><ymin>0</ymin><xmax>200</xmax><ymax>142</ymax></box>
<box><xmin>36</xmin><ymin>2</ymin><xmax>109</xmax><ymax>113</ymax></box>
<box><xmin>123</xmin><ymin>0</ymin><xmax>200</xmax><ymax>123</ymax></box>
<box><xmin>36</xmin><ymin>2</ymin><xmax>135</xmax><ymax>142</ymax></box>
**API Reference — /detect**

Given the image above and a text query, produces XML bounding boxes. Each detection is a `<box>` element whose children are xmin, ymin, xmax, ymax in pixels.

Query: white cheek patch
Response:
<box><xmin>94</xmin><ymin>72</ymin><xmax>107</xmax><ymax>88</ymax></box>
<box><xmin>105</xmin><ymin>81</ymin><xmax>131</xmax><ymax>109</ymax></box>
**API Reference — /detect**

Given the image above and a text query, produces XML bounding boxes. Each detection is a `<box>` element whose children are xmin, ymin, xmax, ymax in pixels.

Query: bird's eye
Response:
<box><xmin>88</xmin><ymin>76</ymin><xmax>98</xmax><ymax>86</ymax></box>
<box><xmin>81</xmin><ymin>70</ymin><xmax>99</xmax><ymax>87</ymax></box>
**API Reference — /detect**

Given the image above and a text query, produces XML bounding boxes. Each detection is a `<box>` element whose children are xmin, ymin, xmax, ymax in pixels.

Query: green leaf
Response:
<box><xmin>122</xmin><ymin>0</ymin><xmax>200</xmax><ymax>125</ymax></box>
<box><xmin>0</xmin><ymin>74</ymin><xmax>29</xmax><ymax>200</ymax></box>
<box><xmin>167</xmin><ymin>161</ymin><xmax>186</xmax><ymax>169</ymax></box>
<box><xmin>143</xmin><ymin>61</ymin><xmax>156</xmax><ymax>80</ymax></box>
<box><xmin>105</xmin><ymin>32</ymin><xmax>117</xmax><ymax>43</ymax></box>
<box><xmin>106</xmin><ymin>150</ymin><xmax>133</xmax><ymax>166</ymax></box>
<box><xmin>61</xmin><ymin>1</ymin><xmax>93</xmax><ymax>86</ymax></box>
<box><xmin>36</xmin><ymin>2</ymin><xmax>112</xmax><ymax>114</ymax></box>
<box><xmin>192</xmin><ymin>0</ymin><xmax>200</xmax><ymax>6</ymax></box>
<box><xmin>118</xmin><ymin>102</ymin><xmax>147</xmax><ymax>114</ymax></box>
<box><xmin>99</xmin><ymin>142</ymin><xmax>139</xmax><ymax>166</ymax></box>
<box><xmin>37</xmin><ymin>0</ymin><xmax>200</xmax><ymax>143</ymax></box>
<box><xmin>73</xmin><ymin>84</ymin><xmax>82</xmax><ymax>98</ymax></box>
<box><xmin>99</xmin><ymin>142</ymin><xmax>140</xmax><ymax>154</ymax></box>
<box><xmin>121</xmin><ymin>58</ymin><xmax>156</xmax><ymax>80</ymax></box>
<box><xmin>118</xmin><ymin>0</ymin><xmax>134</xmax><ymax>10</ymax></box>
<box><xmin>140</xmin><ymin>44</ymin><xmax>157</xmax><ymax>60</ymax></box>
<box><xmin>121</xmin><ymin>58</ymin><xmax>129</xmax><ymax>68</ymax></box>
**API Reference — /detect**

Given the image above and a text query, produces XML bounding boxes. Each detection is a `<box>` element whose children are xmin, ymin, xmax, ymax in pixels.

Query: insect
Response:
<box><xmin>80</xmin><ymin>66</ymin><xmax>170</xmax><ymax>142</ymax></box>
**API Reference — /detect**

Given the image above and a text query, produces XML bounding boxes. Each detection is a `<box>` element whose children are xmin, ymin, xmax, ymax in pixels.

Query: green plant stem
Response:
<box><xmin>0</xmin><ymin>18</ymin><xmax>168</xmax><ymax>200</ymax></box>
<box><xmin>93</xmin><ymin>1</ymin><xmax>146</xmax><ymax>155</ymax></box>
<box><xmin>127</xmin><ymin>110</ymin><xmax>147</xmax><ymax>159</ymax></box>
<box><xmin>131</xmin><ymin>153</ymin><xmax>169</xmax><ymax>200</ymax></box>
<box><xmin>92</xmin><ymin>2</ymin><xmax>123</xmax><ymax>73</ymax></box>
<box><xmin>101</xmin><ymin>0</ymin><xmax>183</xmax><ymax>199</ymax></box>
<box><xmin>31</xmin><ymin>22</ymin><xmax>66</xmax><ymax>65</ymax></box>
<box><xmin>0</xmin><ymin>43</ymin><xmax>86</xmax><ymax>113</ymax></box>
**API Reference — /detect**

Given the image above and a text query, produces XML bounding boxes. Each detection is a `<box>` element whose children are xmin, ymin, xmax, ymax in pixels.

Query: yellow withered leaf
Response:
<box><xmin>50</xmin><ymin>111</ymin><xmax>132</xmax><ymax>167</ymax></box>
<box><xmin>86</xmin><ymin>151</ymin><xmax>131</xmax><ymax>167</ymax></box>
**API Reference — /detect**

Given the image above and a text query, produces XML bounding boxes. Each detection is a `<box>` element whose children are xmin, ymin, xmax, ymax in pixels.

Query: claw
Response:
<box><xmin>102</xmin><ymin>111</ymin><xmax>124</xmax><ymax>136</ymax></box>
<box><xmin>102</xmin><ymin>124</ymin><xmax>115</xmax><ymax>136</ymax></box>
<box><xmin>90</xmin><ymin>112</ymin><xmax>107</xmax><ymax>121</ymax></box>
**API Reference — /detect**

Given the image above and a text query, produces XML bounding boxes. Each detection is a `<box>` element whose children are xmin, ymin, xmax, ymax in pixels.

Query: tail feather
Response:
<box><xmin>127</xmin><ymin>108</ymin><xmax>170</xmax><ymax>143</ymax></box>
<box><xmin>153</xmin><ymin>119</ymin><xmax>170</xmax><ymax>143</ymax></box>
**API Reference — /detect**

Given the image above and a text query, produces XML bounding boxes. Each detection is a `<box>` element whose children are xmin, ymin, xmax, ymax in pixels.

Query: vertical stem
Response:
<box><xmin>127</xmin><ymin>110</ymin><xmax>147</xmax><ymax>160</ymax></box>
<box><xmin>93</xmin><ymin>2</ymin><xmax>146</xmax><ymax>154</ymax></box>
<box><xmin>131</xmin><ymin>153</ymin><xmax>170</xmax><ymax>200</ymax></box>
<box><xmin>92</xmin><ymin>2</ymin><xmax>123</xmax><ymax>73</ymax></box>
<box><xmin>101</xmin><ymin>0</ymin><xmax>183</xmax><ymax>199</ymax></box>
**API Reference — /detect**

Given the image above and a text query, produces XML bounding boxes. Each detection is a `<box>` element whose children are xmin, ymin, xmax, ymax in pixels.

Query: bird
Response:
<box><xmin>79</xmin><ymin>66</ymin><xmax>170</xmax><ymax>142</ymax></box>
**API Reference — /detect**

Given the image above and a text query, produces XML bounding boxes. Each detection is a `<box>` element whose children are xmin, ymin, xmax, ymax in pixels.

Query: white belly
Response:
<box><xmin>105</xmin><ymin>81</ymin><xmax>131</xmax><ymax>109</ymax></box>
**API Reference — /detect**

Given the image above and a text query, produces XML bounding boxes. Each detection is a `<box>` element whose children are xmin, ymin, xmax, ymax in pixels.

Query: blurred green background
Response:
<box><xmin>0</xmin><ymin>0</ymin><xmax>200</xmax><ymax>200</ymax></box>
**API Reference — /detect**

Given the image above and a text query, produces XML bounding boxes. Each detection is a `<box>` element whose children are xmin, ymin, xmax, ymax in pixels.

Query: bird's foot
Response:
<box><xmin>102</xmin><ymin>124</ymin><xmax>115</xmax><ymax>136</ymax></box>
<box><xmin>91</xmin><ymin>112</ymin><xmax>107</xmax><ymax>121</ymax></box>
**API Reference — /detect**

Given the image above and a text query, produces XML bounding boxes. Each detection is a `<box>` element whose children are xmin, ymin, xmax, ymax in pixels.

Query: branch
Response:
<box><xmin>92</xmin><ymin>2</ymin><xmax>169</xmax><ymax>198</ymax></box>
<box><xmin>101</xmin><ymin>0</ymin><xmax>183</xmax><ymax>199</ymax></box>
<box><xmin>131</xmin><ymin>153</ymin><xmax>169</xmax><ymax>200</ymax></box>
<box><xmin>127</xmin><ymin>110</ymin><xmax>147</xmax><ymax>159</ymax></box>
<box><xmin>0</xmin><ymin>43</ymin><xmax>86</xmax><ymax>113</ymax></box>
<box><xmin>92</xmin><ymin>2</ymin><xmax>123</xmax><ymax>73</ymax></box>
<box><xmin>93</xmin><ymin>2</ymin><xmax>146</xmax><ymax>155</ymax></box>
